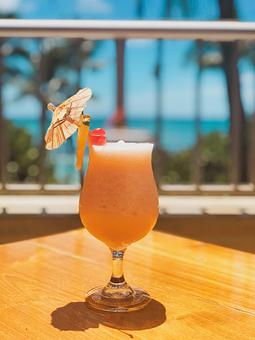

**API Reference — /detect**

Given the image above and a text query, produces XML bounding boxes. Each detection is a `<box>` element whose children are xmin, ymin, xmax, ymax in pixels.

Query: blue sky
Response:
<box><xmin>1</xmin><ymin>0</ymin><xmax>255</xmax><ymax>121</ymax></box>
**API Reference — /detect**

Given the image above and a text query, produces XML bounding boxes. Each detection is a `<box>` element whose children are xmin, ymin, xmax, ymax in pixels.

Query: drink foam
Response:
<box><xmin>92</xmin><ymin>141</ymin><xmax>154</xmax><ymax>154</ymax></box>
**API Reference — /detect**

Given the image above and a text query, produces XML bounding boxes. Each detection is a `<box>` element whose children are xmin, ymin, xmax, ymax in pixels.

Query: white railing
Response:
<box><xmin>0</xmin><ymin>19</ymin><xmax>254</xmax><ymax>40</ymax></box>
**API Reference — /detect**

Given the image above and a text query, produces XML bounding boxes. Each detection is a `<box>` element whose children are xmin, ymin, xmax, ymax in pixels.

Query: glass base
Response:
<box><xmin>86</xmin><ymin>286</ymin><xmax>151</xmax><ymax>312</ymax></box>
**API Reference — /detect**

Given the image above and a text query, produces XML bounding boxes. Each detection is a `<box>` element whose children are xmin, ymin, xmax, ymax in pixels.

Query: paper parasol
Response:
<box><xmin>45</xmin><ymin>88</ymin><xmax>92</xmax><ymax>150</ymax></box>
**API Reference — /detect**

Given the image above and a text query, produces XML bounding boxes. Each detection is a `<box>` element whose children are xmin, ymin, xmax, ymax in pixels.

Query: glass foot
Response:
<box><xmin>86</xmin><ymin>286</ymin><xmax>151</xmax><ymax>312</ymax></box>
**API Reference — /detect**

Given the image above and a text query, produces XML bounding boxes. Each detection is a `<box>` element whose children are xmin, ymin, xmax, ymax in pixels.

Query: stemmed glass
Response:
<box><xmin>79</xmin><ymin>141</ymin><xmax>158</xmax><ymax>312</ymax></box>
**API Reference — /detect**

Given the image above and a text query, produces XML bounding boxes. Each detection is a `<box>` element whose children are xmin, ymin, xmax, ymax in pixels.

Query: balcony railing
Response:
<box><xmin>1</xmin><ymin>19</ymin><xmax>255</xmax><ymax>195</ymax></box>
<box><xmin>0</xmin><ymin>19</ymin><xmax>255</xmax><ymax>40</ymax></box>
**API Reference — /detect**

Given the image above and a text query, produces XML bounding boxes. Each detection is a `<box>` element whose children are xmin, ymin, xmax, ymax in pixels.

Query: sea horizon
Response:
<box><xmin>9</xmin><ymin>116</ymin><xmax>229</xmax><ymax>183</ymax></box>
<box><xmin>10</xmin><ymin>116</ymin><xmax>229</xmax><ymax>153</ymax></box>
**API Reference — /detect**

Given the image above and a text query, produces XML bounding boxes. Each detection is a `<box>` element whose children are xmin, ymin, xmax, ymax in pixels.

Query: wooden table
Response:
<box><xmin>1</xmin><ymin>229</ymin><xmax>255</xmax><ymax>339</ymax></box>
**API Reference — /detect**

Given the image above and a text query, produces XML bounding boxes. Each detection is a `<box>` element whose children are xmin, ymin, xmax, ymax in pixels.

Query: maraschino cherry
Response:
<box><xmin>89</xmin><ymin>128</ymin><xmax>106</xmax><ymax>145</ymax></box>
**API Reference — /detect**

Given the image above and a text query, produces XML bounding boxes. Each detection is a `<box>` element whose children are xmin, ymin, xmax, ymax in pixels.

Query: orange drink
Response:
<box><xmin>79</xmin><ymin>139</ymin><xmax>158</xmax><ymax>312</ymax></box>
<box><xmin>79</xmin><ymin>141</ymin><xmax>158</xmax><ymax>250</ymax></box>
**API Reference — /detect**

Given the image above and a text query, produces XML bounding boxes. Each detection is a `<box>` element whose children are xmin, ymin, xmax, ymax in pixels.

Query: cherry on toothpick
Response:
<box><xmin>89</xmin><ymin>128</ymin><xmax>106</xmax><ymax>145</ymax></box>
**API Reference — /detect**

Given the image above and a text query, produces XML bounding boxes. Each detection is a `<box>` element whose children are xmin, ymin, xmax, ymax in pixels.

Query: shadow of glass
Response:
<box><xmin>51</xmin><ymin>299</ymin><xmax>166</xmax><ymax>333</ymax></box>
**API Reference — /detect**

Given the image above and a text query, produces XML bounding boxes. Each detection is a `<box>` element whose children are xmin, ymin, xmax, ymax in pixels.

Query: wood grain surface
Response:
<box><xmin>1</xmin><ymin>229</ymin><xmax>255</xmax><ymax>339</ymax></box>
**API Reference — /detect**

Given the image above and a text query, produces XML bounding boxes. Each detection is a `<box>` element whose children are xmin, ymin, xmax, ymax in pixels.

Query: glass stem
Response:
<box><xmin>109</xmin><ymin>249</ymin><xmax>126</xmax><ymax>285</ymax></box>
<box><xmin>102</xmin><ymin>249</ymin><xmax>133</xmax><ymax>299</ymax></box>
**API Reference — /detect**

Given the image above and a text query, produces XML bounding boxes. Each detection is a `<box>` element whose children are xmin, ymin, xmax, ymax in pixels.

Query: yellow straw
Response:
<box><xmin>76</xmin><ymin>114</ymin><xmax>90</xmax><ymax>170</ymax></box>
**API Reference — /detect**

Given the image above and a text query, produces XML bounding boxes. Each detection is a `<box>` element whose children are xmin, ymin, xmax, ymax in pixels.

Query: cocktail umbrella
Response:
<box><xmin>45</xmin><ymin>88</ymin><xmax>92</xmax><ymax>150</ymax></box>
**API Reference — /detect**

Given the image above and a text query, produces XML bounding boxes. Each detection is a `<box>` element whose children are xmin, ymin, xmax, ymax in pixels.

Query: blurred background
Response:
<box><xmin>2</xmin><ymin>1</ymin><xmax>255</xmax><ymax>252</ymax></box>
<box><xmin>0</xmin><ymin>0</ymin><xmax>255</xmax><ymax>189</ymax></box>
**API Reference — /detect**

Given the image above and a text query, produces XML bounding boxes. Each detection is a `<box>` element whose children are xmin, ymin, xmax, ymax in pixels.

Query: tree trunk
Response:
<box><xmin>73</xmin><ymin>40</ymin><xmax>84</xmax><ymax>185</ymax></box>
<box><xmin>248</xmin><ymin>64</ymin><xmax>255</xmax><ymax>186</ymax></box>
<box><xmin>112</xmin><ymin>39</ymin><xmax>126</xmax><ymax>127</ymax></box>
<box><xmin>37</xmin><ymin>40</ymin><xmax>47</xmax><ymax>187</ymax></box>
<box><xmin>219</xmin><ymin>0</ymin><xmax>247</xmax><ymax>183</ymax></box>
<box><xmin>0</xmin><ymin>40</ymin><xmax>6</xmax><ymax>187</ymax></box>
<box><xmin>155</xmin><ymin>39</ymin><xmax>163</xmax><ymax>146</ymax></box>
<box><xmin>193</xmin><ymin>40</ymin><xmax>203</xmax><ymax>186</ymax></box>
<box><xmin>155</xmin><ymin>0</ymin><xmax>172</xmax><ymax>146</ymax></box>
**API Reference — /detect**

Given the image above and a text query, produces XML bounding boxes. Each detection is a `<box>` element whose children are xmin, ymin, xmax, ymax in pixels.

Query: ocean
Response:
<box><xmin>11</xmin><ymin>117</ymin><xmax>229</xmax><ymax>183</ymax></box>
<box><xmin>12</xmin><ymin>117</ymin><xmax>229</xmax><ymax>152</ymax></box>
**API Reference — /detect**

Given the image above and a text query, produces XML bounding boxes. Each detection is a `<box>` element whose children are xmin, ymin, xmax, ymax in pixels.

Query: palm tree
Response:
<box><xmin>0</xmin><ymin>13</ymin><xmax>18</xmax><ymax>186</ymax></box>
<box><xmin>239</xmin><ymin>40</ymin><xmax>255</xmax><ymax>184</ymax></box>
<box><xmin>135</xmin><ymin>0</ymin><xmax>172</xmax><ymax>146</ymax></box>
<box><xmin>0</xmin><ymin>39</ymin><xmax>5</xmax><ymax>185</ymax></box>
<box><xmin>218</xmin><ymin>0</ymin><xmax>247</xmax><ymax>184</ymax></box>
<box><xmin>12</xmin><ymin>38</ymin><xmax>98</xmax><ymax>102</ymax></box>
<box><xmin>0</xmin><ymin>39</ymin><xmax>51</xmax><ymax>184</ymax></box>
<box><xmin>35</xmin><ymin>38</ymin><xmax>97</xmax><ymax>184</ymax></box>
<box><xmin>184</xmin><ymin>0</ymin><xmax>247</xmax><ymax>184</ymax></box>
<box><xmin>0</xmin><ymin>43</ymin><xmax>33</xmax><ymax>185</ymax></box>
<box><xmin>1</xmin><ymin>37</ymin><xmax>98</xmax><ymax>184</ymax></box>
<box><xmin>185</xmin><ymin>41</ymin><xmax>225</xmax><ymax>184</ymax></box>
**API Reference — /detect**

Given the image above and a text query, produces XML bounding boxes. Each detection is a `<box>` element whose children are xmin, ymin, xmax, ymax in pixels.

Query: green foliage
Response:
<box><xmin>160</xmin><ymin>148</ymin><xmax>192</xmax><ymax>184</ymax></box>
<box><xmin>200</xmin><ymin>132</ymin><xmax>229</xmax><ymax>183</ymax></box>
<box><xmin>6</xmin><ymin>120</ymin><xmax>55</xmax><ymax>183</ymax></box>
<box><xmin>161</xmin><ymin>132</ymin><xmax>229</xmax><ymax>184</ymax></box>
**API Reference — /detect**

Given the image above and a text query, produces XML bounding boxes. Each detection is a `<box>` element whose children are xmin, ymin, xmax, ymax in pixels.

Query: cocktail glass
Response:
<box><xmin>79</xmin><ymin>141</ymin><xmax>158</xmax><ymax>312</ymax></box>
